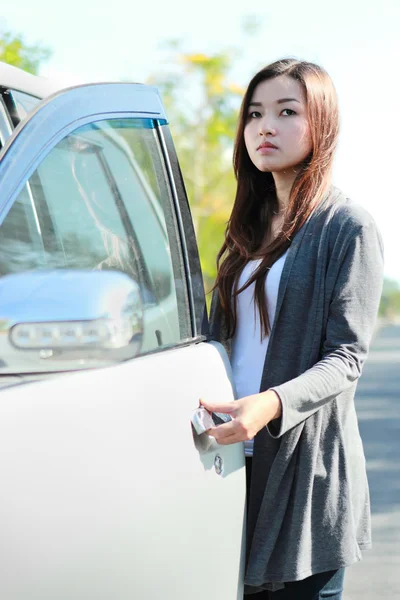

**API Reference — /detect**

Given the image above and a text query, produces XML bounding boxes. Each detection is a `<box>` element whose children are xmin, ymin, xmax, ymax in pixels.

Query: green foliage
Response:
<box><xmin>0</xmin><ymin>30</ymin><xmax>51</xmax><ymax>75</ymax></box>
<box><xmin>379</xmin><ymin>278</ymin><xmax>400</xmax><ymax>318</ymax></box>
<box><xmin>148</xmin><ymin>45</ymin><xmax>245</xmax><ymax>295</ymax></box>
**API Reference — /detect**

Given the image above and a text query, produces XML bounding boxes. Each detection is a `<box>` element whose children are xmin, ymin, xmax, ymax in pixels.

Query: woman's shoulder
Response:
<box><xmin>318</xmin><ymin>186</ymin><xmax>379</xmax><ymax>234</ymax></box>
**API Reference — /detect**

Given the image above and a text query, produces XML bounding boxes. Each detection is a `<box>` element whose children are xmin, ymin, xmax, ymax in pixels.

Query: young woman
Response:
<box><xmin>201</xmin><ymin>59</ymin><xmax>384</xmax><ymax>599</ymax></box>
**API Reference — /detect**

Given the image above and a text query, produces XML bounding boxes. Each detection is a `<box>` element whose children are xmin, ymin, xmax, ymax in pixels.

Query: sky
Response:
<box><xmin>1</xmin><ymin>0</ymin><xmax>400</xmax><ymax>281</ymax></box>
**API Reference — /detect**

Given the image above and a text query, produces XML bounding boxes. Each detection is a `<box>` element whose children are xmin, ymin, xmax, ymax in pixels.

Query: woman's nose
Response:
<box><xmin>259</xmin><ymin>118</ymin><xmax>276</xmax><ymax>136</ymax></box>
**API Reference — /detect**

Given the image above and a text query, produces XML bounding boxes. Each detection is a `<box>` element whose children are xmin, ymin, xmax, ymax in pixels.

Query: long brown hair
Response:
<box><xmin>214</xmin><ymin>58</ymin><xmax>339</xmax><ymax>338</ymax></box>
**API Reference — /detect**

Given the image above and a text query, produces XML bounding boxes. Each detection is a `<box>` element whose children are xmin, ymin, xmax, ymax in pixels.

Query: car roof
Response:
<box><xmin>0</xmin><ymin>61</ymin><xmax>65</xmax><ymax>100</ymax></box>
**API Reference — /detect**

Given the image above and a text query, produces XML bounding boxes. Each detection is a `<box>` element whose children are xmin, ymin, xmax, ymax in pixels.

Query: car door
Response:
<box><xmin>0</xmin><ymin>83</ymin><xmax>246</xmax><ymax>599</ymax></box>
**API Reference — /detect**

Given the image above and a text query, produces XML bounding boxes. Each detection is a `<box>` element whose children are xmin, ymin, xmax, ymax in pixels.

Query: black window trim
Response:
<box><xmin>0</xmin><ymin>95</ymin><xmax>13</xmax><ymax>147</ymax></box>
<box><xmin>1</xmin><ymin>88</ymin><xmax>42</xmax><ymax>128</ymax></box>
<box><xmin>156</xmin><ymin>124</ymin><xmax>207</xmax><ymax>341</ymax></box>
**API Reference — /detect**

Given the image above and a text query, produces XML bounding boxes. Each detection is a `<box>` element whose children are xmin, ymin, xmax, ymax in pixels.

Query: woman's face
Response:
<box><xmin>244</xmin><ymin>75</ymin><xmax>312</xmax><ymax>174</ymax></box>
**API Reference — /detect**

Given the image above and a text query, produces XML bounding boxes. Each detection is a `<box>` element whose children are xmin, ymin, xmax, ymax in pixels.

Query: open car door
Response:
<box><xmin>0</xmin><ymin>83</ymin><xmax>246</xmax><ymax>599</ymax></box>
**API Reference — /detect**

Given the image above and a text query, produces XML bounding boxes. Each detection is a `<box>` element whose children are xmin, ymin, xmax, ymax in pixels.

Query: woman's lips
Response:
<box><xmin>258</xmin><ymin>145</ymin><xmax>278</xmax><ymax>154</ymax></box>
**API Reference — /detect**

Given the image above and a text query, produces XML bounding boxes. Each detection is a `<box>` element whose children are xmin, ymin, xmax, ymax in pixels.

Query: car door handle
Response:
<box><xmin>191</xmin><ymin>408</ymin><xmax>234</xmax><ymax>456</ymax></box>
<box><xmin>191</xmin><ymin>407</ymin><xmax>233</xmax><ymax>435</ymax></box>
<box><xmin>191</xmin><ymin>407</ymin><xmax>215</xmax><ymax>435</ymax></box>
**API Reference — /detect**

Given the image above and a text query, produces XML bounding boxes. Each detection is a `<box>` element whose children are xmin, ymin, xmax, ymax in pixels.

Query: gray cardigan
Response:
<box><xmin>209</xmin><ymin>188</ymin><xmax>384</xmax><ymax>593</ymax></box>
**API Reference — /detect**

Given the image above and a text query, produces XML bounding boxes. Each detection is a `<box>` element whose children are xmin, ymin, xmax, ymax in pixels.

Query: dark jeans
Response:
<box><xmin>246</xmin><ymin>568</ymin><xmax>345</xmax><ymax>599</ymax></box>
<box><xmin>244</xmin><ymin>458</ymin><xmax>345</xmax><ymax>599</ymax></box>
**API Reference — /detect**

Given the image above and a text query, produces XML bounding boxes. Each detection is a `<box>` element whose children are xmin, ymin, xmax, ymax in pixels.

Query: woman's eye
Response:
<box><xmin>281</xmin><ymin>108</ymin><xmax>296</xmax><ymax>116</ymax></box>
<box><xmin>248</xmin><ymin>111</ymin><xmax>261</xmax><ymax>119</ymax></box>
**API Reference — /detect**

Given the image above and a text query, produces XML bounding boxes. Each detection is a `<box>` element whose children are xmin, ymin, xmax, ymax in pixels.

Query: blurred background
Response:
<box><xmin>1</xmin><ymin>2</ymin><xmax>399</xmax><ymax>598</ymax></box>
<box><xmin>1</xmin><ymin>0</ymin><xmax>400</xmax><ymax>318</ymax></box>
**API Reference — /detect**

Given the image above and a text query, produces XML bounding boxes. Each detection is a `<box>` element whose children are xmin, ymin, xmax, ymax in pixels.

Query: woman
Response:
<box><xmin>201</xmin><ymin>59</ymin><xmax>384</xmax><ymax>599</ymax></box>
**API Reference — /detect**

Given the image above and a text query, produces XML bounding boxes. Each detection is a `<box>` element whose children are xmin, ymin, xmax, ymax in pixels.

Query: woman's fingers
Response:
<box><xmin>210</xmin><ymin>432</ymin><xmax>240</xmax><ymax>446</ymax></box>
<box><xmin>201</xmin><ymin>391</ymin><xmax>278</xmax><ymax>446</ymax></box>
<box><xmin>199</xmin><ymin>398</ymin><xmax>237</xmax><ymax>415</ymax></box>
<box><xmin>207</xmin><ymin>416</ymin><xmax>251</xmax><ymax>445</ymax></box>
<box><xmin>207</xmin><ymin>420</ymin><xmax>236</xmax><ymax>441</ymax></box>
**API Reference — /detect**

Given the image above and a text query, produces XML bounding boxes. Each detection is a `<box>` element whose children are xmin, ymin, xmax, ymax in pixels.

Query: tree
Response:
<box><xmin>148</xmin><ymin>44</ymin><xmax>245</xmax><ymax>293</ymax></box>
<box><xmin>0</xmin><ymin>30</ymin><xmax>51</xmax><ymax>75</ymax></box>
<box><xmin>379</xmin><ymin>278</ymin><xmax>400</xmax><ymax>319</ymax></box>
<box><xmin>146</xmin><ymin>17</ymin><xmax>266</xmax><ymax>295</ymax></box>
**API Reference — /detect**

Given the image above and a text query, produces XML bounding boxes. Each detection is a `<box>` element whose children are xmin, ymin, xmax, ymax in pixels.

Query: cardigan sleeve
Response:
<box><xmin>267</xmin><ymin>217</ymin><xmax>384</xmax><ymax>438</ymax></box>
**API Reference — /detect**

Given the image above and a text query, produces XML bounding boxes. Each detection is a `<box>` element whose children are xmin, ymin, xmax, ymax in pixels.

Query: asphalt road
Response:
<box><xmin>344</xmin><ymin>324</ymin><xmax>400</xmax><ymax>599</ymax></box>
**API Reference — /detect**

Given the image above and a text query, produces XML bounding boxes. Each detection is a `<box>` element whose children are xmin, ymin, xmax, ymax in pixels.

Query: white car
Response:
<box><xmin>0</xmin><ymin>62</ymin><xmax>246</xmax><ymax>599</ymax></box>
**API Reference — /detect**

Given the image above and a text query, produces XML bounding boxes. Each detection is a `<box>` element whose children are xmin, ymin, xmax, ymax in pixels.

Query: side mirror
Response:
<box><xmin>0</xmin><ymin>269</ymin><xmax>144</xmax><ymax>374</ymax></box>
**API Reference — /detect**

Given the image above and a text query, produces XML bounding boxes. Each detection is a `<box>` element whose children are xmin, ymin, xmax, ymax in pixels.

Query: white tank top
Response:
<box><xmin>231</xmin><ymin>251</ymin><xmax>287</xmax><ymax>456</ymax></box>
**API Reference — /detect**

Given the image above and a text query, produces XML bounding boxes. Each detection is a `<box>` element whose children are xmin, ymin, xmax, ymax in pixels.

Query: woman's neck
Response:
<box><xmin>272</xmin><ymin>169</ymin><xmax>298</xmax><ymax>211</ymax></box>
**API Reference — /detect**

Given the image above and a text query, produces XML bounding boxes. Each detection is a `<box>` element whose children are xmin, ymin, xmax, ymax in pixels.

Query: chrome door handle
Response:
<box><xmin>191</xmin><ymin>407</ymin><xmax>215</xmax><ymax>435</ymax></box>
<box><xmin>191</xmin><ymin>407</ymin><xmax>233</xmax><ymax>435</ymax></box>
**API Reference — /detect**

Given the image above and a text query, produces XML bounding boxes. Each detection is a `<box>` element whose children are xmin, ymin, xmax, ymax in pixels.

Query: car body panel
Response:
<box><xmin>0</xmin><ymin>341</ymin><xmax>245</xmax><ymax>599</ymax></box>
<box><xmin>0</xmin><ymin>61</ymin><xmax>64</xmax><ymax>100</ymax></box>
<box><xmin>0</xmin><ymin>78</ymin><xmax>246</xmax><ymax>598</ymax></box>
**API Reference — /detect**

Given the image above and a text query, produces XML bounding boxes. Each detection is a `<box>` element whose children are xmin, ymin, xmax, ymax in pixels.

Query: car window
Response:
<box><xmin>0</xmin><ymin>184</ymin><xmax>46</xmax><ymax>273</ymax></box>
<box><xmin>9</xmin><ymin>90</ymin><xmax>41</xmax><ymax>121</ymax></box>
<box><xmin>0</xmin><ymin>118</ymin><xmax>192</xmax><ymax>354</ymax></box>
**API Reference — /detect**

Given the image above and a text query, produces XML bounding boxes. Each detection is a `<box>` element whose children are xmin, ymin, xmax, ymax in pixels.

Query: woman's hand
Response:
<box><xmin>200</xmin><ymin>390</ymin><xmax>282</xmax><ymax>446</ymax></box>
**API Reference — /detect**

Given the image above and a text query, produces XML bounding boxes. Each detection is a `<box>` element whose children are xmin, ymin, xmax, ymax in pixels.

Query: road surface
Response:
<box><xmin>344</xmin><ymin>324</ymin><xmax>400</xmax><ymax>599</ymax></box>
